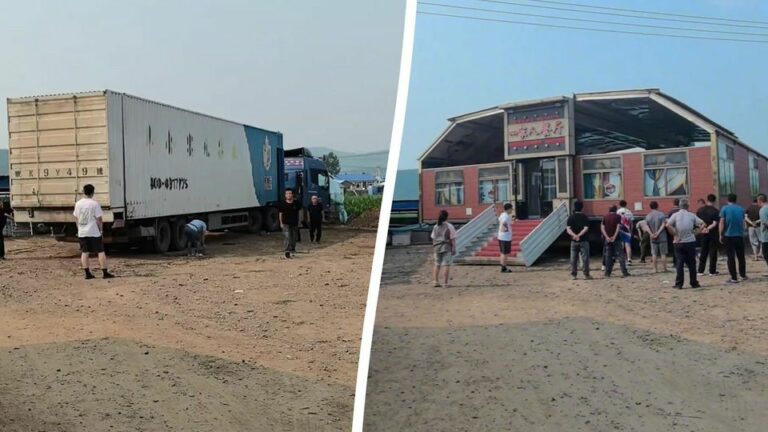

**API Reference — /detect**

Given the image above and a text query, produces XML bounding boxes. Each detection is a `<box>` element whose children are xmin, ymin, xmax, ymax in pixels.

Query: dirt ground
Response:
<box><xmin>365</xmin><ymin>246</ymin><xmax>768</xmax><ymax>431</ymax></box>
<box><xmin>0</xmin><ymin>226</ymin><xmax>373</xmax><ymax>432</ymax></box>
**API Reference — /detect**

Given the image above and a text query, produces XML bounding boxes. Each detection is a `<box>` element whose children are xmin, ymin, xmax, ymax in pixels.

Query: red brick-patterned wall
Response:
<box><xmin>421</xmin><ymin>165</ymin><xmax>506</xmax><ymax>223</ymax></box>
<box><xmin>420</xmin><ymin>145</ymin><xmax>766</xmax><ymax>222</ymax></box>
<box><xmin>732</xmin><ymin>144</ymin><xmax>752</xmax><ymax>206</ymax></box>
<box><xmin>575</xmin><ymin>147</ymin><xmax>713</xmax><ymax>217</ymax></box>
<box><xmin>759</xmin><ymin>156</ymin><xmax>768</xmax><ymax>197</ymax></box>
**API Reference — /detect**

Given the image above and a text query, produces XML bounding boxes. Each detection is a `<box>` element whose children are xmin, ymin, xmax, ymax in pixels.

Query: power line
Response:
<box><xmin>419</xmin><ymin>1</ymin><xmax>768</xmax><ymax>37</ymax></box>
<box><xmin>477</xmin><ymin>0</ymin><xmax>768</xmax><ymax>29</ymax></box>
<box><xmin>417</xmin><ymin>10</ymin><xmax>768</xmax><ymax>43</ymax></box>
<box><xmin>525</xmin><ymin>0</ymin><xmax>768</xmax><ymax>26</ymax></box>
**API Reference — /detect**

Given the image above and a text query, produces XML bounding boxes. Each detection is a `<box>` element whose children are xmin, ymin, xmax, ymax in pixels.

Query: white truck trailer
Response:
<box><xmin>7</xmin><ymin>90</ymin><xmax>291</xmax><ymax>252</ymax></box>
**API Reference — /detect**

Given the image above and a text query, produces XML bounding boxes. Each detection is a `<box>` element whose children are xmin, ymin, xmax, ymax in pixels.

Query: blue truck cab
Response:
<box><xmin>283</xmin><ymin>148</ymin><xmax>331</xmax><ymax>224</ymax></box>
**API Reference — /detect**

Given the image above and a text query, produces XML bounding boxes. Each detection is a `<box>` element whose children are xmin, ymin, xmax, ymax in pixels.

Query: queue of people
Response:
<box><xmin>567</xmin><ymin>193</ymin><xmax>768</xmax><ymax>289</ymax></box>
<box><xmin>428</xmin><ymin>192</ymin><xmax>768</xmax><ymax>290</ymax></box>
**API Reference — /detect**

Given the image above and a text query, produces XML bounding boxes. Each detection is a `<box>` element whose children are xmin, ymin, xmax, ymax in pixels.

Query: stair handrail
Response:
<box><xmin>518</xmin><ymin>201</ymin><xmax>569</xmax><ymax>266</ymax></box>
<box><xmin>454</xmin><ymin>204</ymin><xmax>496</xmax><ymax>256</ymax></box>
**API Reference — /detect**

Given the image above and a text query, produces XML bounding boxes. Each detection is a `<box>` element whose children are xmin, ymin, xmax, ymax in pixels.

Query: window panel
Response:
<box><xmin>644</xmin><ymin>152</ymin><xmax>687</xmax><ymax>167</ymax></box>
<box><xmin>435</xmin><ymin>170</ymin><xmax>464</xmax><ymax>183</ymax></box>
<box><xmin>478</xmin><ymin>166</ymin><xmax>509</xmax><ymax>179</ymax></box>
<box><xmin>718</xmin><ymin>142</ymin><xmax>735</xmax><ymax>195</ymax></box>
<box><xmin>582</xmin><ymin>157</ymin><xmax>622</xmax><ymax>199</ymax></box>
<box><xmin>542</xmin><ymin>160</ymin><xmax>557</xmax><ymax>201</ymax></box>
<box><xmin>479</xmin><ymin>179</ymin><xmax>509</xmax><ymax>204</ymax></box>
<box><xmin>435</xmin><ymin>182</ymin><xmax>464</xmax><ymax>206</ymax></box>
<box><xmin>643</xmin><ymin>154</ymin><xmax>688</xmax><ymax>197</ymax></box>
<box><xmin>556</xmin><ymin>158</ymin><xmax>568</xmax><ymax>194</ymax></box>
<box><xmin>583</xmin><ymin>172</ymin><xmax>622</xmax><ymax>199</ymax></box>
<box><xmin>749</xmin><ymin>155</ymin><xmax>760</xmax><ymax>196</ymax></box>
<box><xmin>582</xmin><ymin>157</ymin><xmax>621</xmax><ymax>171</ymax></box>
<box><xmin>603</xmin><ymin>172</ymin><xmax>622</xmax><ymax>199</ymax></box>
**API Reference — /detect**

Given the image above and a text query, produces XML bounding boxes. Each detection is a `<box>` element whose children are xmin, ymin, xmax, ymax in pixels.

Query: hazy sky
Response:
<box><xmin>0</xmin><ymin>0</ymin><xmax>406</xmax><ymax>153</ymax></box>
<box><xmin>399</xmin><ymin>0</ymin><xmax>768</xmax><ymax>169</ymax></box>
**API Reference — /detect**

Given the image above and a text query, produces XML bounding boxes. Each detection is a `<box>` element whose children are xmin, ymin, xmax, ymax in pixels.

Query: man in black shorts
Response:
<box><xmin>73</xmin><ymin>184</ymin><xmax>114</xmax><ymax>279</ymax></box>
<box><xmin>498</xmin><ymin>203</ymin><xmax>514</xmax><ymax>272</ymax></box>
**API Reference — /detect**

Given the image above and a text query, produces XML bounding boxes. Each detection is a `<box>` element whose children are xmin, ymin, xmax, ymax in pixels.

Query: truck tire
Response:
<box><xmin>170</xmin><ymin>218</ymin><xmax>187</xmax><ymax>251</ymax></box>
<box><xmin>264</xmin><ymin>207</ymin><xmax>280</xmax><ymax>232</ymax></box>
<box><xmin>153</xmin><ymin>219</ymin><xmax>172</xmax><ymax>253</ymax></box>
<box><xmin>247</xmin><ymin>210</ymin><xmax>263</xmax><ymax>234</ymax></box>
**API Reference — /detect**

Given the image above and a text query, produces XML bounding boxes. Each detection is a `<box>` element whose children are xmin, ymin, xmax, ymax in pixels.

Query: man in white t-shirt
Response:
<box><xmin>73</xmin><ymin>184</ymin><xmax>114</xmax><ymax>279</ymax></box>
<box><xmin>498</xmin><ymin>203</ymin><xmax>514</xmax><ymax>273</ymax></box>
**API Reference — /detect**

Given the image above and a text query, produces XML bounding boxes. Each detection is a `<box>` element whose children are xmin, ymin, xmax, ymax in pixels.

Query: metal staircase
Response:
<box><xmin>453</xmin><ymin>205</ymin><xmax>497</xmax><ymax>260</ymax></box>
<box><xmin>454</xmin><ymin>202</ymin><xmax>569</xmax><ymax>266</ymax></box>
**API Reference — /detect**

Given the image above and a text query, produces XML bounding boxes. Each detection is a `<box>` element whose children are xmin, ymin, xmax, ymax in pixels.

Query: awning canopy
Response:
<box><xmin>420</xmin><ymin>108</ymin><xmax>505</xmax><ymax>169</ymax></box>
<box><xmin>419</xmin><ymin>89</ymin><xmax>762</xmax><ymax>168</ymax></box>
<box><xmin>573</xmin><ymin>90</ymin><xmax>717</xmax><ymax>155</ymax></box>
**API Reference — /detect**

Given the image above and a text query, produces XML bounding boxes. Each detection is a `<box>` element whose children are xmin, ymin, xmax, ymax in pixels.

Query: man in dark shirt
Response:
<box><xmin>279</xmin><ymin>189</ymin><xmax>302</xmax><ymax>258</ymax></box>
<box><xmin>308</xmin><ymin>195</ymin><xmax>324</xmax><ymax>243</ymax></box>
<box><xmin>566</xmin><ymin>201</ymin><xmax>591</xmax><ymax>280</ymax></box>
<box><xmin>602</xmin><ymin>205</ymin><xmax>629</xmax><ymax>277</ymax></box>
<box><xmin>696</xmin><ymin>194</ymin><xmax>720</xmax><ymax>276</ymax></box>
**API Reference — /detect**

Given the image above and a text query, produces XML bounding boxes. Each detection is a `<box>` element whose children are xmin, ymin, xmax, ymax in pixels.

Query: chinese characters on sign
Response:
<box><xmin>507</xmin><ymin>105</ymin><xmax>569</xmax><ymax>156</ymax></box>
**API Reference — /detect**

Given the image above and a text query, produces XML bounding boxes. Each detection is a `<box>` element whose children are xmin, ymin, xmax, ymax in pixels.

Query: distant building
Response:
<box><xmin>335</xmin><ymin>173</ymin><xmax>381</xmax><ymax>193</ymax></box>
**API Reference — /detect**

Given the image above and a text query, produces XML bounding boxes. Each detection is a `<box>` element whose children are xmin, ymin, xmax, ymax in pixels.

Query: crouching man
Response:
<box><xmin>185</xmin><ymin>218</ymin><xmax>208</xmax><ymax>257</ymax></box>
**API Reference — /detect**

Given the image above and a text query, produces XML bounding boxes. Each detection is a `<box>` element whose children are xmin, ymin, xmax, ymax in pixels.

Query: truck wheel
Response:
<box><xmin>247</xmin><ymin>210</ymin><xmax>263</xmax><ymax>234</ymax></box>
<box><xmin>264</xmin><ymin>207</ymin><xmax>280</xmax><ymax>232</ymax></box>
<box><xmin>170</xmin><ymin>218</ymin><xmax>187</xmax><ymax>251</ymax></box>
<box><xmin>153</xmin><ymin>219</ymin><xmax>172</xmax><ymax>253</ymax></box>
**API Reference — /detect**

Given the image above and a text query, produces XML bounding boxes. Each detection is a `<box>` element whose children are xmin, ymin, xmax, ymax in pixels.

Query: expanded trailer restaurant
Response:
<box><xmin>420</xmin><ymin>89</ymin><xmax>768</xmax><ymax>225</ymax></box>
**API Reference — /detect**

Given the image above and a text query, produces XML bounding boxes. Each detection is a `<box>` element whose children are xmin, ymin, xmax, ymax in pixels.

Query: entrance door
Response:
<box><xmin>527</xmin><ymin>170</ymin><xmax>541</xmax><ymax>217</ymax></box>
<box><xmin>522</xmin><ymin>158</ymin><xmax>556</xmax><ymax>218</ymax></box>
<box><xmin>540</xmin><ymin>159</ymin><xmax>556</xmax><ymax>216</ymax></box>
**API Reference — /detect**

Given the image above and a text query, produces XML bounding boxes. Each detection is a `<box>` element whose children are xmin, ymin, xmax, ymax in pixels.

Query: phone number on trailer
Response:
<box><xmin>149</xmin><ymin>177</ymin><xmax>190</xmax><ymax>190</ymax></box>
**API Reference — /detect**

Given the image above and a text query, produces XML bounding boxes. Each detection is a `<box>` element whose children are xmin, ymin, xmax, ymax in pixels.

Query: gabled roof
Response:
<box><xmin>419</xmin><ymin>88</ymin><xmax>767</xmax><ymax>163</ymax></box>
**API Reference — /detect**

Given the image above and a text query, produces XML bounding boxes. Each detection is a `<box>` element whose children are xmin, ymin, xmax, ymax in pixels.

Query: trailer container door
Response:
<box><xmin>8</xmin><ymin>93</ymin><xmax>112</xmax><ymax>222</ymax></box>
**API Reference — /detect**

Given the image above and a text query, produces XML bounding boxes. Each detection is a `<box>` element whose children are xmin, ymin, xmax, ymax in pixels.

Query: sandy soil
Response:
<box><xmin>0</xmin><ymin>226</ymin><xmax>372</xmax><ymax>432</ymax></box>
<box><xmin>365</xmin><ymin>246</ymin><xmax>768</xmax><ymax>431</ymax></box>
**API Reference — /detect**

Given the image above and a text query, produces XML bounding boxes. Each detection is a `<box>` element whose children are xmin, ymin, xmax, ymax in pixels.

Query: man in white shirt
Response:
<box><xmin>73</xmin><ymin>184</ymin><xmax>114</xmax><ymax>279</ymax></box>
<box><xmin>667</xmin><ymin>198</ymin><xmax>707</xmax><ymax>289</ymax></box>
<box><xmin>498</xmin><ymin>203</ymin><xmax>514</xmax><ymax>273</ymax></box>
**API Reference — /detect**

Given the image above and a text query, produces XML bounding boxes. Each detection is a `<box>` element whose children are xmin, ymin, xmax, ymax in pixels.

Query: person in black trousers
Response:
<box><xmin>719</xmin><ymin>193</ymin><xmax>748</xmax><ymax>283</ymax></box>
<box><xmin>667</xmin><ymin>198</ymin><xmax>707</xmax><ymax>289</ymax></box>
<box><xmin>308</xmin><ymin>195</ymin><xmax>324</xmax><ymax>243</ymax></box>
<box><xmin>696</xmin><ymin>194</ymin><xmax>721</xmax><ymax>276</ymax></box>
<box><xmin>279</xmin><ymin>189</ymin><xmax>302</xmax><ymax>258</ymax></box>
<box><xmin>667</xmin><ymin>198</ymin><xmax>681</xmax><ymax>266</ymax></box>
